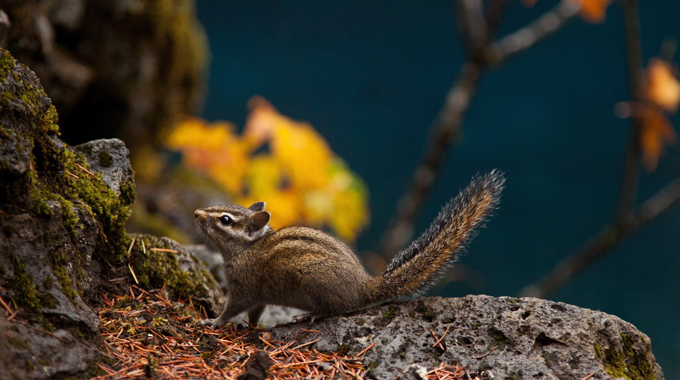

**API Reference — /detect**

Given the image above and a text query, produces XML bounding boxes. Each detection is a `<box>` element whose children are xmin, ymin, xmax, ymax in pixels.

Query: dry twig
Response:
<box><xmin>91</xmin><ymin>286</ymin><xmax>473</xmax><ymax>379</ymax></box>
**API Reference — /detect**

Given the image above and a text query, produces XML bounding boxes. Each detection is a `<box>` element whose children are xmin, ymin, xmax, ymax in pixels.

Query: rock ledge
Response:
<box><xmin>271</xmin><ymin>295</ymin><xmax>664</xmax><ymax>380</ymax></box>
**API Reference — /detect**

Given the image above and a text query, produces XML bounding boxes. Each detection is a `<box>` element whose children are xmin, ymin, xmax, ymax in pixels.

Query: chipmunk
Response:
<box><xmin>195</xmin><ymin>170</ymin><xmax>504</xmax><ymax>328</ymax></box>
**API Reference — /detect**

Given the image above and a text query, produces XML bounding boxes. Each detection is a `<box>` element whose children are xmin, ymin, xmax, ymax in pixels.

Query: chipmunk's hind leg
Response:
<box><xmin>247</xmin><ymin>305</ymin><xmax>266</xmax><ymax>325</ymax></box>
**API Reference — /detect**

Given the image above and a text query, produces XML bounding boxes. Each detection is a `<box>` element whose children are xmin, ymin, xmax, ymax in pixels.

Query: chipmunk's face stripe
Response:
<box><xmin>217</xmin><ymin>213</ymin><xmax>239</xmax><ymax>223</ymax></box>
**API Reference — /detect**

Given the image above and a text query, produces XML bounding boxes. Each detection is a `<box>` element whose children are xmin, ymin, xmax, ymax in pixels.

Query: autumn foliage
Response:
<box><xmin>165</xmin><ymin>97</ymin><xmax>369</xmax><ymax>242</ymax></box>
<box><xmin>615</xmin><ymin>58</ymin><xmax>680</xmax><ymax>171</ymax></box>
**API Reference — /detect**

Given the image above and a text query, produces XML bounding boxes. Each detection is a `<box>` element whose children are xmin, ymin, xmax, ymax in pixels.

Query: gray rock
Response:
<box><xmin>0</xmin><ymin>128</ymin><xmax>31</xmax><ymax>177</ymax></box>
<box><xmin>270</xmin><ymin>295</ymin><xmax>664</xmax><ymax>380</ymax></box>
<box><xmin>0</xmin><ymin>314</ymin><xmax>96</xmax><ymax>380</ymax></box>
<box><xmin>0</xmin><ymin>49</ymin><xmax>223</xmax><ymax>379</ymax></box>
<box><xmin>75</xmin><ymin>138</ymin><xmax>134</xmax><ymax>196</ymax></box>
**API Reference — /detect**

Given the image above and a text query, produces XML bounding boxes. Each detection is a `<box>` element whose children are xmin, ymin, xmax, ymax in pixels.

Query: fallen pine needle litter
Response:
<box><xmin>91</xmin><ymin>286</ymin><xmax>472</xmax><ymax>379</ymax></box>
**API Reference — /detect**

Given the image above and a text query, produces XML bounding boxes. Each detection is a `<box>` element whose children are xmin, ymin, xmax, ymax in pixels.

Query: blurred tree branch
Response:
<box><xmin>616</xmin><ymin>0</ymin><xmax>644</xmax><ymax>226</ymax></box>
<box><xmin>485</xmin><ymin>0</ymin><xmax>580</xmax><ymax>64</ymax></box>
<box><xmin>519</xmin><ymin>177</ymin><xmax>680</xmax><ymax>298</ymax></box>
<box><xmin>518</xmin><ymin>0</ymin><xmax>680</xmax><ymax>298</ymax></box>
<box><xmin>379</xmin><ymin>0</ymin><xmax>581</xmax><ymax>260</ymax></box>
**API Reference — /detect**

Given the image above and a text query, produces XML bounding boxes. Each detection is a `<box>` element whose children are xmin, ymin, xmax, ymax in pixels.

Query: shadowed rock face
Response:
<box><xmin>271</xmin><ymin>295</ymin><xmax>664</xmax><ymax>380</ymax></box>
<box><xmin>0</xmin><ymin>48</ymin><xmax>221</xmax><ymax>379</ymax></box>
<box><xmin>1</xmin><ymin>0</ymin><xmax>207</xmax><ymax>150</ymax></box>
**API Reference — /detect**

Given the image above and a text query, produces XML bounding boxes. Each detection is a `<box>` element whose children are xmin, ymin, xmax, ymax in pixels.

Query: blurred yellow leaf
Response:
<box><xmin>166</xmin><ymin>117</ymin><xmax>249</xmax><ymax>195</ymax></box>
<box><xmin>238</xmin><ymin>190</ymin><xmax>302</xmax><ymax>230</ymax></box>
<box><xmin>639</xmin><ymin>107</ymin><xmax>677</xmax><ymax>171</ymax></box>
<box><xmin>165</xmin><ymin>98</ymin><xmax>370</xmax><ymax>241</ymax></box>
<box><xmin>245</xmin><ymin>97</ymin><xmax>333</xmax><ymax>191</ymax></box>
<box><xmin>244</xmin><ymin>155</ymin><xmax>282</xmax><ymax>196</ymax></box>
<box><xmin>645</xmin><ymin>58</ymin><xmax>680</xmax><ymax>113</ymax></box>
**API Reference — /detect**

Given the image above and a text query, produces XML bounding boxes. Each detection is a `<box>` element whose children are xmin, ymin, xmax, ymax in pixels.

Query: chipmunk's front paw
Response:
<box><xmin>292</xmin><ymin>313</ymin><xmax>317</xmax><ymax>323</ymax></box>
<box><xmin>200</xmin><ymin>318</ymin><xmax>223</xmax><ymax>329</ymax></box>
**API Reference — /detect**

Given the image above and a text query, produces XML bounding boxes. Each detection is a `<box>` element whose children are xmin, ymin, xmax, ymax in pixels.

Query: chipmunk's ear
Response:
<box><xmin>248</xmin><ymin>202</ymin><xmax>266</xmax><ymax>212</ymax></box>
<box><xmin>247</xmin><ymin>211</ymin><xmax>270</xmax><ymax>234</ymax></box>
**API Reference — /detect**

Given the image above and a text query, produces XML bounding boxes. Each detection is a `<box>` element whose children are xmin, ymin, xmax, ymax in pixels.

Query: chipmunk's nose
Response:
<box><xmin>194</xmin><ymin>209</ymin><xmax>204</xmax><ymax>219</ymax></box>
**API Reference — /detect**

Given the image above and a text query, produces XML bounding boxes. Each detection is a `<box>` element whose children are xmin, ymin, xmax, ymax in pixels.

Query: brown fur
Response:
<box><xmin>195</xmin><ymin>171</ymin><xmax>504</xmax><ymax>328</ymax></box>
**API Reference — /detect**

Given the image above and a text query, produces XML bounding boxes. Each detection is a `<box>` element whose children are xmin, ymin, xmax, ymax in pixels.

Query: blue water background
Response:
<box><xmin>196</xmin><ymin>0</ymin><xmax>680</xmax><ymax>375</ymax></box>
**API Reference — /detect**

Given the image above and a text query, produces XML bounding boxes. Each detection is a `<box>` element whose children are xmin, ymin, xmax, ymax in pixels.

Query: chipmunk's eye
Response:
<box><xmin>218</xmin><ymin>215</ymin><xmax>233</xmax><ymax>226</ymax></box>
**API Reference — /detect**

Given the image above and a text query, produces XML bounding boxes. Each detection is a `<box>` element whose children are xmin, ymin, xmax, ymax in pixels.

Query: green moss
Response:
<box><xmin>129</xmin><ymin>235</ymin><xmax>209</xmax><ymax>299</ymax></box>
<box><xmin>0</xmin><ymin>49</ymin><xmax>14</xmax><ymax>80</ymax></box>
<box><xmin>8</xmin><ymin>337</ymin><xmax>28</xmax><ymax>350</ymax></box>
<box><xmin>53</xmin><ymin>266</ymin><xmax>78</xmax><ymax>300</ymax></box>
<box><xmin>37</xmin><ymin>292</ymin><xmax>57</xmax><ymax>309</ymax></box>
<box><xmin>596</xmin><ymin>335</ymin><xmax>660</xmax><ymax>380</ymax></box>
<box><xmin>42</xmin><ymin>276</ymin><xmax>53</xmax><ymax>290</ymax></box>
<box><xmin>382</xmin><ymin>306</ymin><xmax>396</xmax><ymax>319</ymax></box>
<box><xmin>7</xmin><ymin>254</ymin><xmax>42</xmax><ymax>310</ymax></box>
<box><xmin>414</xmin><ymin>301</ymin><xmax>437</xmax><ymax>322</ymax></box>
<box><xmin>43</xmin><ymin>105</ymin><xmax>59</xmax><ymax>134</ymax></box>
<box><xmin>487</xmin><ymin>326</ymin><xmax>514</xmax><ymax>348</ymax></box>
<box><xmin>594</xmin><ymin>343</ymin><xmax>603</xmax><ymax>359</ymax></box>
<box><xmin>97</xmin><ymin>150</ymin><xmax>113</xmax><ymax>167</ymax></box>
<box><xmin>57</xmin><ymin>196</ymin><xmax>80</xmax><ymax>240</ymax></box>
<box><xmin>119</xmin><ymin>179</ymin><xmax>137</xmax><ymax>206</ymax></box>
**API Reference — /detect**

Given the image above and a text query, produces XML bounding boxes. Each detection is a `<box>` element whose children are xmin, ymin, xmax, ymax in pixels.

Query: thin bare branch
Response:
<box><xmin>379</xmin><ymin>62</ymin><xmax>483</xmax><ymax>259</ymax></box>
<box><xmin>485</xmin><ymin>0</ymin><xmax>511</xmax><ymax>38</ymax></box>
<box><xmin>519</xmin><ymin>177</ymin><xmax>680</xmax><ymax>299</ymax></box>
<box><xmin>484</xmin><ymin>0</ymin><xmax>580</xmax><ymax>65</ymax></box>
<box><xmin>615</xmin><ymin>0</ymin><xmax>644</xmax><ymax>226</ymax></box>
<box><xmin>379</xmin><ymin>0</ymin><xmax>581</xmax><ymax>259</ymax></box>
<box><xmin>456</xmin><ymin>0</ymin><xmax>489</xmax><ymax>56</ymax></box>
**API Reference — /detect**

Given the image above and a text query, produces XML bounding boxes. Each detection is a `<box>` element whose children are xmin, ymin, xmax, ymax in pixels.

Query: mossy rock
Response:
<box><xmin>128</xmin><ymin>234</ymin><xmax>226</xmax><ymax>317</ymax></box>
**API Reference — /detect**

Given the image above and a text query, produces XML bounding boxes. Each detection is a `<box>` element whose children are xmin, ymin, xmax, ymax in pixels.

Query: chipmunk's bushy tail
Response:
<box><xmin>370</xmin><ymin>170</ymin><xmax>505</xmax><ymax>302</ymax></box>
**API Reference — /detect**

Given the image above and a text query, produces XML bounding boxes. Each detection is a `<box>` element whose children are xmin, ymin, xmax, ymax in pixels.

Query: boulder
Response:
<box><xmin>0</xmin><ymin>48</ymin><xmax>221</xmax><ymax>379</ymax></box>
<box><xmin>271</xmin><ymin>295</ymin><xmax>665</xmax><ymax>380</ymax></box>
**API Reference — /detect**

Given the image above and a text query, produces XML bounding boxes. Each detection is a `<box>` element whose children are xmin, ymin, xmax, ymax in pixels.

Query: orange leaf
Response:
<box><xmin>638</xmin><ymin>107</ymin><xmax>677</xmax><ymax>171</ymax></box>
<box><xmin>578</xmin><ymin>0</ymin><xmax>612</xmax><ymax>23</ymax></box>
<box><xmin>645</xmin><ymin>58</ymin><xmax>680</xmax><ymax>113</ymax></box>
